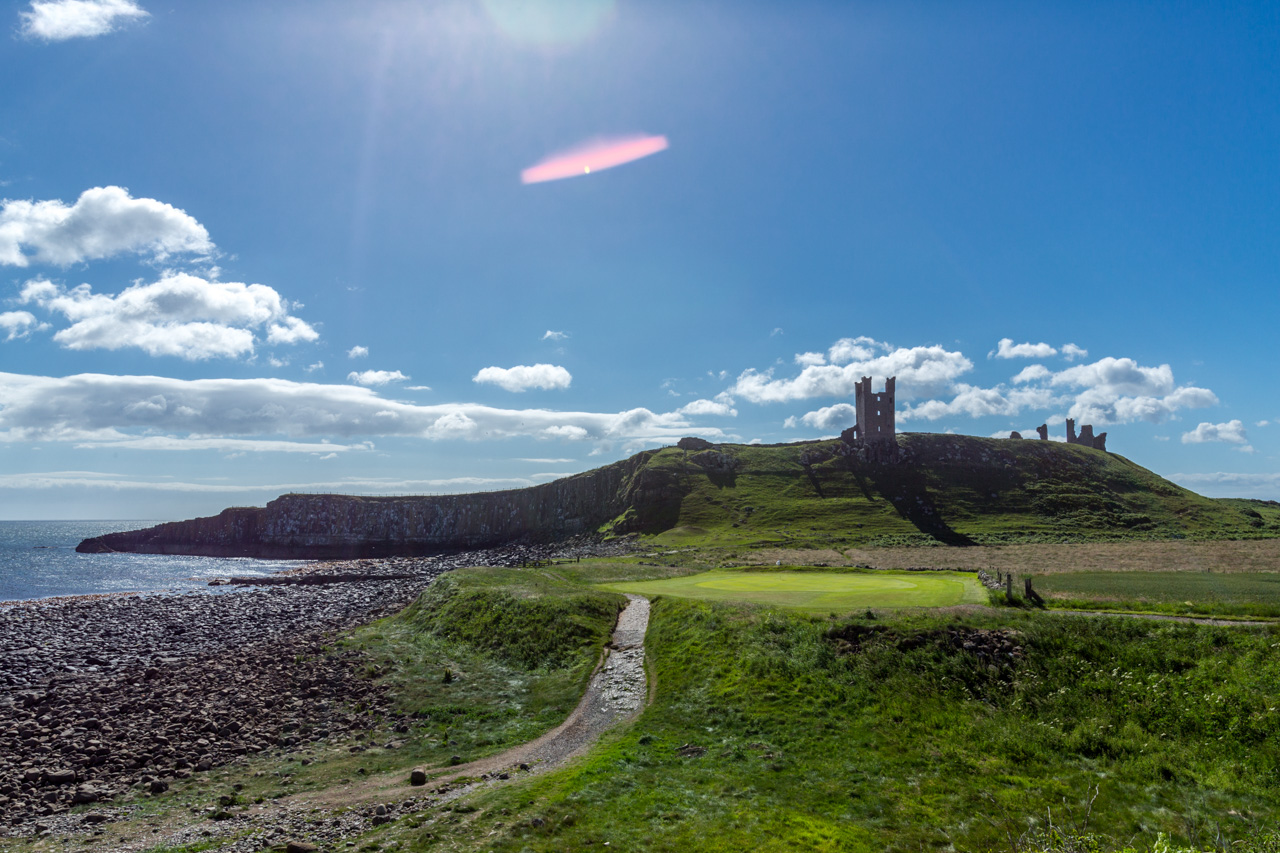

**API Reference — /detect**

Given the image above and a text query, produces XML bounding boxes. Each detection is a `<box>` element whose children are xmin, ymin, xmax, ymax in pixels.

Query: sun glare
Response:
<box><xmin>522</xmin><ymin>134</ymin><xmax>669</xmax><ymax>184</ymax></box>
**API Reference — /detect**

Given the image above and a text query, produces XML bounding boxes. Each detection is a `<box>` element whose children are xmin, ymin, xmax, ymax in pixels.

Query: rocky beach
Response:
<box><xmin>0</xmin><ymin>537</ymin><xmax>631</xmax><ymax>842</ymax></box>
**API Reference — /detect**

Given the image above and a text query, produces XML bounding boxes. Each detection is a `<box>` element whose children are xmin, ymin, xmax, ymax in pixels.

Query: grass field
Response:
<box><xmin>1033</xmin><ymin>570</ymin><xmax>1280</xmax><ymax>619</ymax></box>
<box><xmin>598</xmin><ymin>568</ymin><xmax>987</xmax><ymax>612</ymax></box>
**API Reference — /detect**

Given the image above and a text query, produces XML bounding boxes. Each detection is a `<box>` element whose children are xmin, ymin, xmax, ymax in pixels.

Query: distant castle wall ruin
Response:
<box><xmin>1016</xmin><ymin>419</ymin><xmax>1108</xmax><ymax>451</ymax></box>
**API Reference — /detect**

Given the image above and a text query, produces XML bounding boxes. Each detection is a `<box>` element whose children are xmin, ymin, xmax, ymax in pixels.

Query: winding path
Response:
<box><xmin>113</xmin><ymin>595</ymin><xmax>652</xmax><ymax>851</ymax></box>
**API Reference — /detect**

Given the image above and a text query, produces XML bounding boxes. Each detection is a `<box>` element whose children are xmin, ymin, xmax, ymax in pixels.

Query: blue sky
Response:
<box><xmin>1</xmin><ymin>0</ymin><xmax>1277</xmax><ymax>520</ymax></box>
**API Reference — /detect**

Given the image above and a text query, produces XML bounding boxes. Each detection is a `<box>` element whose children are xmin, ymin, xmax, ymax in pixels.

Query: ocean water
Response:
<box><xmin>0</xmin><ymin>520</ymin><xmax>311</xmax><ymax>603</ymax></box>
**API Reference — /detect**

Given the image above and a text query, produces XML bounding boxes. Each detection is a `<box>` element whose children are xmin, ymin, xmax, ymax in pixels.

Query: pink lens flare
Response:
<box><xmin>521</xmin><ymin>134</ymin><xmax>669</xmax><ymax>184</ymax></box>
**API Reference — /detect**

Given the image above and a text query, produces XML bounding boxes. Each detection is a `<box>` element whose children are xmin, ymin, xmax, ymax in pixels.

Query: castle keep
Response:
<box><xmin>853</xmin><ymin>375</ymin><xmax>895</xmax><ymax>444</ymax></box>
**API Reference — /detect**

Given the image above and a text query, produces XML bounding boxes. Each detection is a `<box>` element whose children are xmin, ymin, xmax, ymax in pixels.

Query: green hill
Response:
<box><xmin>77</xmin><ymin>433</ymin><xmax>1280</xmax><ymax>558</ymax></box>
<box><xmin>604</xmin><ymin>434</ymin><xmax>1280</xmax><ymax>548</ymax></box>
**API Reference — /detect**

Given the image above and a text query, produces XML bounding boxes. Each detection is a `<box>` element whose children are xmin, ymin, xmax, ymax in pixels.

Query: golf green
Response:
<box><xmin>598</xmin><ymin>569</ymin><xmax>987</xmax><ymax>612</ymax></box>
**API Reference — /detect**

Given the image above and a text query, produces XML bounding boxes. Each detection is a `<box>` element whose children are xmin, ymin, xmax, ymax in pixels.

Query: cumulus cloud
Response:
<box><xmin>0</xmin><ymin>372</ymin><xmax>730</xmax><ymax>448</ymax></box>
<box><xmin>1182</xmin><ymin>420</ymin><xmax>1251</xmax><ymax>451</ymax></box>
<box><xmin>992</xmin><ymin>338</ymin><xmax>1057</xmax><ymax>359</ymax></box>
<box><xmin>1047</xmin><ymin>358</ymin><xmax>1217</xmax><ymax>424</ymax></box>
<box><xmin>791</xmin><ymin>403</ymin><xmax>856</xmax><ymax>431</ymax></box>
<box><xmin>473</xmin><ymin>363</ymin><xmax>572</xmax><ymax>392</ymax></box>
<box><xmin>19</xmin><ymin>272</ymin><xmax>316</xmax><ymax>360</ymax></box>
<box><xmin>266</xmin><ymin>316</ymin><xmax>319</xmax><ymax>346</ymax></box>
<box><xmin>1061</xmin><ymin>343</ymin><xmax>1088</xmax><ymax>361</ymax></box>
<box><xmin>542</xmin><ymin>330</ymin><xmax>568</xmax><ymax>341</ymax></box>
<box><xmin>346</xmin><ymin>345</ymin><xmax>369</xmax><ymax>359</ymax></box>
<box><xmin>677</xmin><ymin>396</ymin><xmax>738</xmax><ymax>418</ymax></box>
<box><xmin>902</xmin><ymin>384</ymin><xmax>1061</xmax><ymax>422</ymax></box>
<box><xmin>0</xmin><ymin>186</ymin><xmax>210</xmax><ymax>266</ymax></box>
<box><xmin>20</xmin><ymin>0</ymin><xmax>147</xmax><ymax>41</ymax></box>
<box><xmin>732</xmin><ymin>338</ymin><xmax>973</xmax><ymax>403</ymax></box>
<box><xmin>1011</xmin><ymin>364</ymin><xmax>1052</xmax><ymax>384</ymax></box>
<box><xmin>739</xmin><ymin>339</ymin><xmax>1216</xmax><ymax>430</ymax></box>
<box><xmin>794</xmin><ymin>351</ymin><xmax>826</xmax><ymax>367</ymax></box>
<box><xmin>347</xmin><ymin>370</ymin><xmax>408</xmax><ymax>387</ymax></box>
<box><xmin>0</xmin><ymin>310</ymin><xmax>47</xmax><ymax>341</ymax></box>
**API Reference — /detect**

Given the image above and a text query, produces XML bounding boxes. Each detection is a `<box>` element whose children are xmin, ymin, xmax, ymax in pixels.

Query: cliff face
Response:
<box><xmin>77</xmin><ymin>449</ymin><xmax>688</xmax><ymax>559</ymax></box>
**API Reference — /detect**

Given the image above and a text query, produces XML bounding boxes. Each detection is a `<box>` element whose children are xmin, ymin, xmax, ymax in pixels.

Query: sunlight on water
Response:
<box><xmin>0</xmin><ymin>521</ymin><xmax>310</xmax><ymax>603</ymax></box>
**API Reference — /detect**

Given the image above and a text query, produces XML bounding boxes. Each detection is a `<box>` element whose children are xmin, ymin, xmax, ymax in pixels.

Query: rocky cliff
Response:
<box><xmin>76</xmin><ymin>447</ymin><xmax>689</xmax><ymax>559</ymax></box>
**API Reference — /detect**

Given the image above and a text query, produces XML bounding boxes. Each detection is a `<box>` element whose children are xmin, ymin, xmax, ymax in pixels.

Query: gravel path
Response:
<box><xmin>450</xmin><ymin>593</ymin><xmax>650</xmax><ymax>779</ymax></box>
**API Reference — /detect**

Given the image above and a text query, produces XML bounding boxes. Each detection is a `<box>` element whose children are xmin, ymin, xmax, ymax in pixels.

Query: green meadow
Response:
<box><xmin>598</xmin><ymin>568</ymin><xmax>987</xmax><ymax>611</ymax></box>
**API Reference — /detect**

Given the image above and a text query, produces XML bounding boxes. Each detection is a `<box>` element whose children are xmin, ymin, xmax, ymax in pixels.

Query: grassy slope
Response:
<box><xmin>611</xmin><ymin>436</ymin><xmax>1280</xmax><ymax>550</ymax></box>
<box><xmin>404</xmin><ymin>596</ymin><xmax>1280</xmax><ymax>853</ymax></box>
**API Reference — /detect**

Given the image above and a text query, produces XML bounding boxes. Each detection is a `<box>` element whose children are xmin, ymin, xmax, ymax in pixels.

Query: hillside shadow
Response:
<box><xmin>864</xmin><ymin>463</ymin><xmax>977</xmax><ymax>547</ymax></box>
<box><xmin>802</xmin><ymin>465</ymin><xmax>826</xmax><ymax>498</ymax></box>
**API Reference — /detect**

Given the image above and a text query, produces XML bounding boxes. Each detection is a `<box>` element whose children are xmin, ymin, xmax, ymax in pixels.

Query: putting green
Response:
<box><xmin>598</xmin><ymin>569</ymin><xmax>986</xmax><ymax>612</ymax></box>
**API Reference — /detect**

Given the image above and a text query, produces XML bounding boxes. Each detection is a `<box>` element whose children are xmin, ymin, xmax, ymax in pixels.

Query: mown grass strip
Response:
<box><xmin>598</xmin><ymin>568</ymin><xmax>988</xmax><ymax>612</ymax></box>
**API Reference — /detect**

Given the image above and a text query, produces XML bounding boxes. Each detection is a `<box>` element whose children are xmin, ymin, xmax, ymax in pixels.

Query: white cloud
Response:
<box><xmin>732</xmin><ymin>338</ymin><xmax>973</xmax><ymax>403</ymax></box>
<box><xmin>1061</xmin><ymin>343</ymin><xmax>1088</xmax><ymax>361</ymax></box>
<box><xmin>792</xmin><ymin>403</ymin><xmax>856</xmax><ymax>431</ymax></box>
<box><xmin>1011</xmin><ymin>364</ymin><xmax>1052</xmax><ymax>384</ymax></box>
<box><xmin>305</xmin><ymin>361</ymin><xmax>324</xmax><ymax>373</ymax></box>
<box><xmin>542</xmin><ymin>330</ymin><xmax>568</xmax><ymax>341</ymax></box>
<box><xmin>73</xmin><ymin>436</ymin><xmax>373</xmax><ymax>454</ymax></box>
<box><xmin>347</xmin><ymin>369</ymin><xmax>409</xmax><ymax>386</ymax></box>
<box><xmin>992</xmin><ymin>338</ymin><xmax>1057</xmax><ymax>359</ymax></box>
<box><xmin>0</xmin><ymin>372</ymin><xmax>729</xmax><ymax>446</ymax></box>
<box><xmin>405</xmin><ymin>385</ymin><xmax>432</xmax><ymax>391</ymax></box>
<box><xmin>0</xmin><ymin>470</ymin><xmax>545</xmax><ymax>495</ymax></box>
<box><xmin>347</xmin><ymin>345</ymin><xmax>369</xmax><ymax>359</ymax></box>
<box><xmin>677</xmin><ymin>397</ymin><xmax>738</xmax><ymax>418</ymax></box>
<box><xmin>473</xmin><ymin>363</ymin><xmax>572</xmax><ymax>392</ymax></box>
<box><xmin>1256</xmin><ymin>420</ymin><xmax>1270</xmax><ymax>427</ymax></box>
<box><xmin>20</xmin><ymin>0</ymin><xmax>147</xmax><ymax>41</ymax></box>
<box><xmin>517</xmin><ymin>457</ymin><xmax>576</xmax><ymax>464</ymax></box>
<box><xmin>1032</xmin><ymin>356</ymin><xmax>1217</xmax><ymax>425</ymax></box>
<box><xmin>19</xmin><ymin>272</ymin><xmax>316</xmax><ymax>360</ymax></box>
<box><xmin>266</xmin><ymin>316</ymin><xmax>319</xmax><ymax>346</ymax></box>
<box><xmin>0</xmin><ymin>310</ymin><xmax>48</xmax><ymax>341</ymax></box>
<box><xmin>770</xmin><ymin>327</ymin><xmax>784</xmax><ymax>337</ymax></box>
<box><xmin>826</xmin><ymin>336</ymin><xmax>879</xmax><ymax>365</ymax></box>
<box><xmin>0</xmin><ymin>186</ymin><xmax>209</xmax><ymax>266</ymax></box>
<box><xmin>794</xmin><ymin>351</ymin><xmax>826</xmax><ymax>367</ymax></box>
<box><xmin>1182</xmin><ymin>420</ymin><xmax>1250</xmax><ymax>450</ymax></box>
<box><xmin>902</xmin><ymin>384</ymin><xmax>1061</xmax><ymax>421</ymax></box>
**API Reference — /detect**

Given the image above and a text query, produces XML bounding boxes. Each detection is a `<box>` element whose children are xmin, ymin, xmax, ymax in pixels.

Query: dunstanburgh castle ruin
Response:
<box><xmin>842</xmin><ymin>376</ymin><xmax>1108</xmax><ymax>457</ymax></box>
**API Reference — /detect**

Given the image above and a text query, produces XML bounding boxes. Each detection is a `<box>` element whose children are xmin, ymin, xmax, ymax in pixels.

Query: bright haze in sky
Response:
<box><xmin>1</xmin><ymin>0</ymin><xmax>1277</xmax><ymax>519</ymax></box>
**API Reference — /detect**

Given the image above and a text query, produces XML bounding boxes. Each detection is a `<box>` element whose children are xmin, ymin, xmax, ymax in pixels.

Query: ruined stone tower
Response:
<box><xmin>853</xmin><ymin>376</ymin><xmax>896</xmax><ymax>444</ymax></box>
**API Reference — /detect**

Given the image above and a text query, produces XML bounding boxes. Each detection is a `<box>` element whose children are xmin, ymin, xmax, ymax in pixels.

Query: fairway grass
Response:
<box><xmin>598</xmin><ymin>568</ymin><xmax>987</xmax><ymax>611</ymax></box>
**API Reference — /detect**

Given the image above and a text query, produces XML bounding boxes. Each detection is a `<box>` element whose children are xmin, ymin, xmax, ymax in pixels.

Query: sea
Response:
<box><xmin>0</xmin><ymin>520</ymin><xmax>310</xmax><ymax>604</ymax></box>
